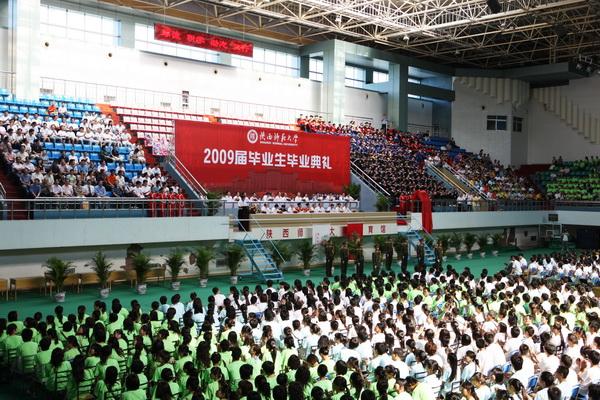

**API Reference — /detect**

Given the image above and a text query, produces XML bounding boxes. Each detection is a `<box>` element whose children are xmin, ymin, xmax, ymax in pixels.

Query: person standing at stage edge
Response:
<box><xmin>324</xmin><ymin>239</ymin><xmax>335</xmax><ymax>277</ymax></box>
<box><xmin>355</xmin><ymin>240</ymin><xmax>365</xmax><ymax>277</ymax></box>
<box><xmin>399</xmin><ymin>238</ymin><xmax>409</xmax><ymax>274</ymax></box>
<box><xmin>416</xmin><ymin>238</ymin><xmax>425</xmax><ymax>272</ymax></box>
<box><xmin>434</xmin><ymin>240</ymin><xmax>443</xmax><ymax>268</ymax></box>
<box><xmin>372</xmin><ymin>244</ymin><xmax>382</xmax><ymax>275</ymax></box>
<box><xmin>339</xmin><ymin>241</ymin><xmax>349</xmax><ymax>278</ymax></box>
<box><xmin>385</xmin><ymin>237</ymin><xmax>394</xmax><ymax>271</ymax></box>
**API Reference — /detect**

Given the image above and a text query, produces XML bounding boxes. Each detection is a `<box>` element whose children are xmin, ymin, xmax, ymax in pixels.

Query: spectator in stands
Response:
<box><xmin>47</xmin><ymin>101</ymin><xmax>57</xmax><ymax>116</ymax></box>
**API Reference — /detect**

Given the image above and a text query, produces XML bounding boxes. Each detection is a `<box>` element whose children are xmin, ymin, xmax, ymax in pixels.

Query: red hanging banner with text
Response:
<box><xmin>175</xmin><ymin>121</ymin><xmax>351</xmax><ymax>194</ymax></box>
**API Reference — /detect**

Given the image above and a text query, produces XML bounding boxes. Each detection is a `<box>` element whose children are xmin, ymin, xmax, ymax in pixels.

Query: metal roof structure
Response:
<box><xmin>103</xmin><ymin>0</ymin><xmax>600</xmax><ymax>68</ymax></box>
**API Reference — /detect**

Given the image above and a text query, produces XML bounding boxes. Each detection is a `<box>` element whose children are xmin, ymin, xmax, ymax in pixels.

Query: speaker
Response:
<box><xmin>548</xmin><ymin>213</ymin><xmax>559</xmax><ymax>222</ymax></box>
<box><xmin>487</xmin><ymin>0</ymin><xmax>502</xmax><ymax>14</ymax></box>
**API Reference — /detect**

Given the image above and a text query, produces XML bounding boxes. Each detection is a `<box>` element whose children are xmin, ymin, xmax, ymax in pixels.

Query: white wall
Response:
<box><xmin>408</xmin><ymin>98</ymin><xmax>433</xmax><ymax>128</ymax></box>
<box><xmin>527</xmin><ymin>76</ymin><xmax>600</xmax><ymax>163</ymax></box>
<box><xmin>343</xmin><ymin>87</ymin><xmax>386</xmax><ymax>123</ymax></box>
<box><xmin>452</xmin><ymin>79</ymin><xmax>514</xmax><ymax>165</ymax></box>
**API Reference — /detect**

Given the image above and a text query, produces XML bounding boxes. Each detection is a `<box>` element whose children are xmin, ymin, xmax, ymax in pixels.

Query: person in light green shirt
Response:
<box><xmin>4</xmin><ymin>324</ymin><xmax>23</xmax><ymax>355</ymax></box>
<box><xmin>227</xmin><ymin>347</ymin><xmax>246</xmax><ymax>391</ymax></box>
<box><xmin>66</xmin><ymin>355</ymin><xmax>95</xmax><ymax>400</ymax></box>
<box><xmin>45</xmin><ymin>348</ymin><xmax>72</xmax><ymax>393</ymax></box>
<box><xmin>63</xmin><ymin>336</ymin><xmax>80</xmax><ymax>362</ymax></box>
<box><xmin>18</xmin><ymin>328</ymin><xmax>38</xmax><ymax>359</ymax></box>
<box><xmin>122</xmin><ymin>374</ymin><xmax>147</xmax><ymax>400</ymax></box>
<box><xmin>406</xmin><ymin>376</ymin><xmax>436</xmax><ymax>400</ymax></box>
<box><xmin>313</xmin><ymin>364</ymin><xmax>332</xmax><ymax>392</ymax></box>
<box><xmin>94</xmin><ymin>365</ymin><xmax>121</xmax><ymax>400</ymax></box>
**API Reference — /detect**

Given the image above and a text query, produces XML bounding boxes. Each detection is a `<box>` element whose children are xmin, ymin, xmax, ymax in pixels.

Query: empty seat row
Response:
<box><xmin>43</xmin><ymin>142</ymin><xmax>130</xmax><ymax>154</ymax></box>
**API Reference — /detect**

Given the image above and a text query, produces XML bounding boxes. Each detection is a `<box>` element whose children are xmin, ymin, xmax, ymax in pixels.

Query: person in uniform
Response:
<box><xmin>372</xmin><ymin>244</ymin><xmax>382</xmax><ymax>275</ymax></box>
<box><xmin>385</xmin><ymin>237</ymin><xmax>394</xmax><ymax>271</ymax></box>
<box><xmin>434</xmin><ymin>241</ymin><xmax>444</xmax><ymax>268</ymax></box>
<box><xmin>339</xmin><ymin>241</ymin><xmax>349</xmax><ymax>278</ymax></box>
<box><xmin>324</xmin><ymin>239</ymin><xmax>335</xmax><ymax>277</ymax></box>
<box><xmin>416</xmin><ymin>239</ymin><xmax>425</xmax><ymax>272</ymax></box>
<box><xmin>399</xmin><ymin>238</ymin><xmax>409</xmax><ymax>274</ymax></box>
<box><xmin>355</xmin><ymin>239</ymin><xmax>364</xmax><ymax>278</ymax></box>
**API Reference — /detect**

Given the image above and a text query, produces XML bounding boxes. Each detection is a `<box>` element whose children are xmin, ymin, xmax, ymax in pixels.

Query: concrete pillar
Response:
<box><xmin>321</xmin><ymin>41</ymin><xmax>345</xmax><ymax>123</ymax></box>
<box><xmin>299</xmin><ymin>55</ymin><xmax>309</xmax><ymax>79</ymax></box>
<box><xmin>11</xmin><ymin>0</ymin><xmax>40</xmax><ymax>99</ymax></box>
<box><xmin>387</xmin><ymin>63</ymin><xmax>408</xmax><ymax>131</ymax></box>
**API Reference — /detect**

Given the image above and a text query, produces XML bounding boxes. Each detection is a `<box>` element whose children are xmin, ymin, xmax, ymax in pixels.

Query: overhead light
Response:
<box><xmin>403</xmin><ymin>35</ymin><xmax>409</xmax><ymax>42</ymax></box>
<box><xmin>335</xmin><ymin>15</ymin><xmax>342</xmax><ymax>24</ymax></box>
<box><xmin>576</xmin><ymin>63</ymin><xmax>582</xmax><ymax>70</ymax></box>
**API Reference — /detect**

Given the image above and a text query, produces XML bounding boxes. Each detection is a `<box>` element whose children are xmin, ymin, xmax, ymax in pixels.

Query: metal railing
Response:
<box><xmin>425</xmin><ymin>161</ymin><xmax>468</xmax><ymax>196</ymax></box>
<box><xmin>442</xmin><ymin>162</ymin><xmax>491</xmax><ymax>200</ymax></box>
<box><xmin>0</xmin><ymin>71</ymin><xmax>15</xmax><ymax>93</ymax></box>
<box><xmin>350</xmin><ymin>161</ymin><xmax>391</xmax><ymax>197</ymax></box>
<box><xmin>0</xmin><ymin>182</ymin><xmax>6</xmax><ymax>199</ymax></box>
<box><xmin>0</xmin><ymin>197</ymin><xmax>361</xmax><ymax>220</ymax></box>
<box><xmin>40</xmin><ymin>76</ymin><xmax>327</xmax><ymax>124</ymax></box>
<box><xmin>165</xmin><ymin>152</ymin><xmax>208</xmax><ymax>198</ymax></box>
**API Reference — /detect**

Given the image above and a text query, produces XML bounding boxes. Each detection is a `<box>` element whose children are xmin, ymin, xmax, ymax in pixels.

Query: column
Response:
<box><xmin>11</xmin><ymin>0</ymin><xmax>41</xmax><ymax>99</ymax></box>
<box><xmin>299</xmin><ymin>55</ymin><xmax>309</xmax><ymax>79</ymax></box>
<box><xmin>387</xmin><ymin>63</ymin><xmax>408</xmax><ymax>131</ymax></box>
<box><xmin>321</xmin><ymin>40</ymin><xmax>345</xmax><ymax>123</ymax></box>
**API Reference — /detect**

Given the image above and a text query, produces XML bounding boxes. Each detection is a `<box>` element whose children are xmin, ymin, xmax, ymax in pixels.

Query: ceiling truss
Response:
<box><xmin>105</xmin><ymin>0</ymin><xmax>600</xmax><ymax>68</ymax></box>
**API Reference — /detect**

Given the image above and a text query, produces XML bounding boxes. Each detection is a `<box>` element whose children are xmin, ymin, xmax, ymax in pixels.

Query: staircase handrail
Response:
<box><xmin>0</xmin><ymin>182</ymin><xmax>6</xmax><ymax>199</ymax></box>
<box><xmin>425</xmin><ymin>161</ymin><xmax>468</xmax><ymax>195</ymax></box>
<box><xmin>350</xmin><ymin>161</ymin><xmax>391</xmax><ymax>197</ymax></box>
<box><xmin>249</xmin><ymin>215</ymin><xmax>286</xmax><ymax>265</ymax></box>
<box><xmin>442</xmin><ymin>162</ymin><xmax>492</xmax><ymax>200</ymax></box>
<box><xmin>166</xmin><ymin>151</ymin><xmax>208</xmax><ymax>197</ymax></box>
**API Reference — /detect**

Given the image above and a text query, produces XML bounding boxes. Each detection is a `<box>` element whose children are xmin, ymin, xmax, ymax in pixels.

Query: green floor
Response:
<box><xmin>0</xmin><ymin>248</ymin><xmax>541</xmax><ymax>322</ymax></box>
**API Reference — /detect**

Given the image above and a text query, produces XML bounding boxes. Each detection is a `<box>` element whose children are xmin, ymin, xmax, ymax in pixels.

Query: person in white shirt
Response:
<box><xmin>578</xmin><ymin>350</ymin><xmax>600</xmax><ymax>395</ymax></box>
<box><xmin>538</xmin><ymin>343</ymin><xmax>561</xmax><ymax>373</ymax></box>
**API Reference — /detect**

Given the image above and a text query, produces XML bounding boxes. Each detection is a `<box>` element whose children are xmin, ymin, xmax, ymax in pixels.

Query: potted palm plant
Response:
<box><xmin>436</xmin><ymin>234</ymin><xmax>451</xmax><ymax>262</ymax></box>
<box><xmin>491</xmin><ymin>233</ymin><xmax>504</xmax><ymax>256</ymax></box>
<box><xmin>464</xmin><ymin>233</ymin><xmax>477</xmax><ymax>259</ymax></box>
<box><xmin>269</xmin><ymin>242</ymin><xmax>293</xmax><ymax>271</ymax></box>
<box><xmin>477</xmin><ymin>234</ymin><xmax>490</xmax><ymax>258</ymax></box>
<box><xmin>165</xmin><ymin>249</ymin><xmax>186</xmax><ymax>291</ymax></box>
<box><xmin>191</xmin><ymin>245</ymin><xmax>215</xmax><ymax>288</ymax></box>
<box><xmin>221</xmin><ymin>243</ymin><xmax>246</xmax><ymax>284</ymax></box>
<box><xmin>44</xmin><ymin>257</ymin><xmax>75</xmax><ymax>303</ymax></box>
<box><xmin>451</xmin><ymin>233</ymin><xmax>464</xmax><ymax>260</ymax></box>
<box><xmin>295</xmin><ymin>239</ymin><xmax>317</xmax><ymax>276</ymax></box>
<box><xmin>90</xmin><ymin>251</ymin><xmax>113</xmax><ymax>299</ymax></box>
<box><xmin>132</xmin><ymin>253</ymin><xmax>152</xmax><ymax>295</ymax></box>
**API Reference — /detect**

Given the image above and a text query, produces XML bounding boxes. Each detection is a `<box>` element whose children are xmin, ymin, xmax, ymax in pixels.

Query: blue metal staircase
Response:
<box><xmin>235</xmin><ymin>237</ymin><xmax>284</xmax><ymax>282</ymax></box>
<box><xmin>403</xmin><ymin>229</ymin><xmax>436</xmax><ymax>266</ymax></box>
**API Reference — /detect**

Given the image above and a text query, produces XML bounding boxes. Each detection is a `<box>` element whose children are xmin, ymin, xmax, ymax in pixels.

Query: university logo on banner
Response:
<box><xmin>247</xmin><ymin>129</ymin><xmax>259</xmax><ymax>144</ymax></box>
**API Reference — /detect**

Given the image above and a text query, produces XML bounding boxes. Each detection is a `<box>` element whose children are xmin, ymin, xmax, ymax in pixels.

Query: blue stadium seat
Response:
<box><xmin>28</xmin><ymin>107</ymin><xmax>38</xmax><ymax>114</ymax></box>
<box><xmin>107</xmin><ymin>163</ymin><xmax>116</xmax><ymax>171</ymax></box>
<box><xmin>0</xmin><ymin>88</ymin><xmax>9</xmax><ymax>97</ymax></box>
<box><xmin>125</xmin><ymin>163</ymin><xmax>134</xmax><ymax>171</ymax></box>
<box><xmin>0</xmin><ymin>104</ymin><xmax>7</xmax><ymax>112</ymax></box>
<box><xmin>134</xmin><ymin>164</ymin><xmax>143</xmax><ymax>171</ymax></box>
<box><xmin>9</xmin><ymin>105</ymin><xmax>18</xmax><ymax>113</ymax></box>
<box><xmin>40</xmin><ymin>100</ymin><xmax>50</xmax><ymax>107</ymax></box>
<box><xmin>38</xmin><ymin>107</ymin><xmax>48</xmax><ymax>115</ymax></box>
<box><xmin>91</xmin><ymin>145</ymin><xmax>101</xmax><ymax>153</ymax></box>
<box><xmin>118</xmin><ymin>147</ymin><xmax>129</xmax><ymax>154</ymax></box>
<box><xmin>54</xmin><ymin>143</ymin><xmax>65</xmax><ymax>151</ymax></box>
<box><xmin>50</xmin><ymin>151</ymin><xmax>61</xmax><ymax>159</ymax></box>
<box><xmin>63</xmin><ymin>143</ymin><xmax>74</xmax><ymax>151</ymax></box>
<box><xmin>44</xmin><ymin>142</ymin><xmax>55</xmax><ymax>151</ymax></box>
<box><xmin>125</xmin><ymin>172</ymin><xmax>134</xmax><ymax>180</ymax></box>
<box><xmin>90</xmin><ymin>153</ymin><xmax>100</xmax><ymax>162</ymax></box>
<box><xmin>74</xmin><ymin>144</ymin><xmax>84</xmax><ymax>152</ymax></box>
<box><xmin>18</xmin><ymin>106</ymin><xmax>28</xmax><ymax>113</ymax></box>
<box><xmin>83</xmin><ymin>145</ymin><xmax>93</xmax><ymax>153</ymax></box>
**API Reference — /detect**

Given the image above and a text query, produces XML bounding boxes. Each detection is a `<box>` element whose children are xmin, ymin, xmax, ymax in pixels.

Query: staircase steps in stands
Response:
<box><xmin>235</xmin><ymin>239</ymin><xmax>284</xmax><ymax>282</ymax></box>
<box><xmin>0</xmin><ymin>167</ymin><xmax>29</xmax><ymax>220</ymax></box>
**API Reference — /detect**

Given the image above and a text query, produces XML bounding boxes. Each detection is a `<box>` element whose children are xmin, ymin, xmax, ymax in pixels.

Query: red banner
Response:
<box><xmin>154</xmin><ymin>23</ymin><xmax>253</xmax><ymax>57</ymax></box>
<box><xmin>175</xmin><ymin>121</ymin><xmax>350</xmax><ymax>194</ymax></box>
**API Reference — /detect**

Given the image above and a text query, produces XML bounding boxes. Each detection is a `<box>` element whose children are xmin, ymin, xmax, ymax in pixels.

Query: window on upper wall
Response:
<box><xmin>513</xmin><ymin>116</ymin><xmax>523</xmax><ymax>132</ymax></box>
<box><xmin>309</xmin><ymin>58</ymin><xmax>324</xmax><ymax>82</ymax></box>
<box><xmin>345</xmin><ymin>65</ymin><xmax>366</xmax><ymax>88</ymax></box>
<box><xmin>372</xmin><ymin>71</ymin><xmax>389</xmax><ymax>83</ymax></box>
<box><xmin>231</xmin><ymin>47</ymin><xmax>299</xmax><ymax>77</ymax></box>
<box><xmin>487</xmin><ymin>115</ymin><xmax>508</xmax><ymax>131</ymax></box>
<box><xmin>40</xmin><ymin>4</ymin><xmax>120</xmax><ymax>46</ymax></box>
<box><xmin>134</xmin><ymin>23</ymin><xmax>220</xmax><ymax>63</ymax></box>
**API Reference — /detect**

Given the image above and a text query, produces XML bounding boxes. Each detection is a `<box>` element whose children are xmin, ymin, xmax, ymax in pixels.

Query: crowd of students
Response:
<box><xmin>1</xmin><ymin>247</ymin><xmax>600</xmax><ymax>400</ymax></box>
<box><xmin>0</xmin><ymin>112</ymin><xmax>183</xmax><ymax>199</ymax></box>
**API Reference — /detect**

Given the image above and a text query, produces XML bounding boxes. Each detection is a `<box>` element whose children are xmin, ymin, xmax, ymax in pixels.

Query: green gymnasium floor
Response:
<box><xmin>0</xmin><ymin>248</ymin><xmax>542</xmax><ymax>321</ymax></box>
<box><xmin>0</xmin><ymin>248</ymin><xmax>544</xmax><ymax>400</ymax></box>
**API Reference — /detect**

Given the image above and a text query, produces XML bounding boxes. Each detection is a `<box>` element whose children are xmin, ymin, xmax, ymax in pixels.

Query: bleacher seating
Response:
<box><xmin>536</xmin><ymin>157</ymin><xmax>600</xmax><ymax>200</ymax></box>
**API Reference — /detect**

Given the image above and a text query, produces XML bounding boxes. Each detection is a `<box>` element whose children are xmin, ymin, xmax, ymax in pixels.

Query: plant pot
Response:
<box><xmin>303</xmin><ymin>269</ymin><xmax>311</xmax><ymax>276</ymax></box>
<box><xmin>455</xmin><ymin>254</ymin><xmax>462</xmax><ymax>260</ymax></box>
<box><xmin>99</xmin><ymin>288</ymin><xmax>110</xmax><ymax>299</ymax></box>
<box><xmin>171</xmin><ymin>281</ymin><xmax>181</xmax><ymax>291</ymax></box>
<box><xmin>492</xmin><ymin>250</ymin><xmax>499</xmax><ymax>256</ymax></box>
<box><xmin>136</xmin><ymin>284</ymin><xmax>147</xmax><ymax>295</ymax></box>
<box><xmin>480</xmin><ymin>252</ymin><xmax>486</xmax><ymax>258</ymax></box>
<box><xmin>230</xmin><ymin>276</ymin><xmax>238</xmax><ymax>285</ymax></box>
<box><xmin>54</xmin><ymin>291</ymin><xmax>66</xmax><ymax>303</ymax></box>
<box><xmin>199</xmin><ymin>278</ymin><xmax>208</xmax><ymax>288</ymax></box>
